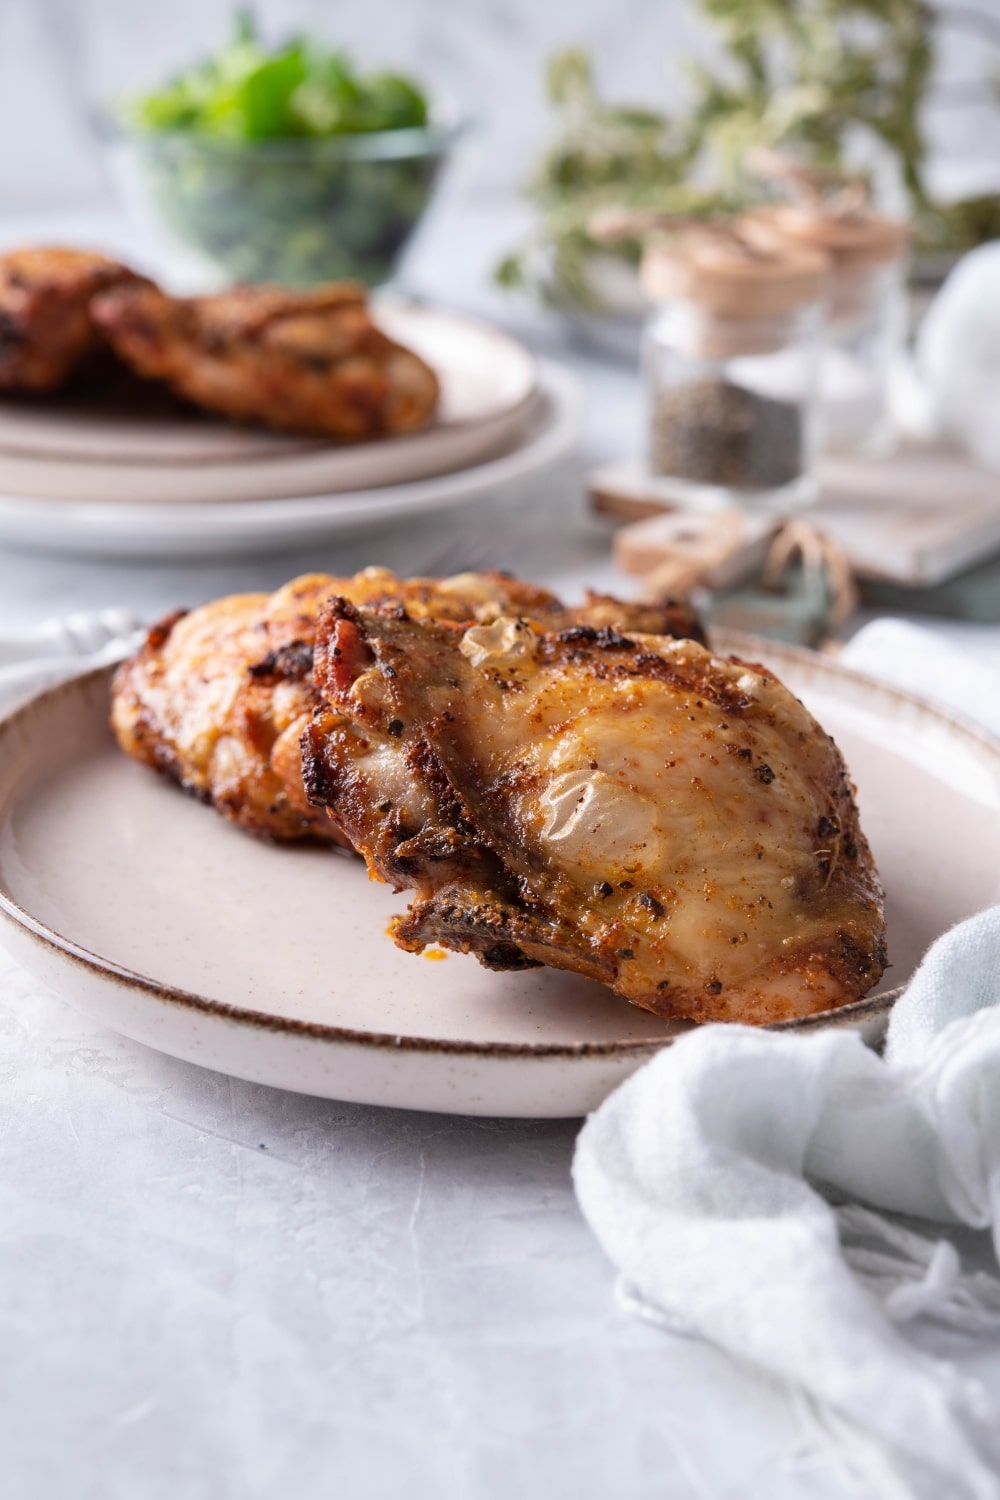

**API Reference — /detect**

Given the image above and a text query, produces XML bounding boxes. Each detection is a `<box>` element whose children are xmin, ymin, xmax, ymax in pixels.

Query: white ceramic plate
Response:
<box><xmin>0</xmin><ymin>362</ymin><xmax>580</xmax><ymax>560</ymax></box>
<box><xmin>0</xmin><ymin>302</ymin><xmax>538</xmax><ymax>503</ymax></box>
<box><xmin>1</xmin><ymin>634</ymin><xmax>999</xmax><ymax>1118</ymax></box>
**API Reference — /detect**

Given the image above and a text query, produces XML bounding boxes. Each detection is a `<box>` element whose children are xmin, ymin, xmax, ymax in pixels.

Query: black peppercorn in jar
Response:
<box><xmin>641</xmin><ymin>227</ymin><xmax>827</xmax><ymax>511</ymax></box>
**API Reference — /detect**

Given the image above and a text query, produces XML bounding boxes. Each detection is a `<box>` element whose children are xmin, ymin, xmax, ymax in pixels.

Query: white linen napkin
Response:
<box><xmin>574</xmin><ymin>620</ymin><xmax>1000</xmax><ymax>1500</ymax></box>
<box><xmin>841</xmin><ymin>618</ymin><xmax>1000</xmax><ymax>742</ymax></box>
<box><xmin>0</xmin><ymin>608</ymin><xmax>143</xmax><ymax>717</ymax></box>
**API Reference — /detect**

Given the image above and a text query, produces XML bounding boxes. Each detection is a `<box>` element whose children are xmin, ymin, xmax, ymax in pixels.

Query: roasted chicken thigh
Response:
<box><xmin>0</xmin><ymin>246</ymin><xmax>147</xmax><ymax>393</ymax></box>
<box><xmin>91</xmin><ymin>280</ymin><xmax>439</xmax><ymax>439</ymax></box>
<box><xmin>112</xmin><ymin>573</ymin><xmax>336</xmax><ymax>843</ymax></box>
<box><xmin>303</xmin><ymin>602</ymin><xmax>886</xmax><ymax>1024</ymax></box>
<box><xmin>111</xmin><ymin>568</ymin><xmax>703</xmax><ymax>845</ymax></box>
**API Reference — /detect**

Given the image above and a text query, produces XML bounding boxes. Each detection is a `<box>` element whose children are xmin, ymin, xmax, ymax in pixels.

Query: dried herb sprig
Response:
<box><xmin>498</xmin><ymin>2</ymin><xmax>1000</xmax><ymax>312</ymax></box>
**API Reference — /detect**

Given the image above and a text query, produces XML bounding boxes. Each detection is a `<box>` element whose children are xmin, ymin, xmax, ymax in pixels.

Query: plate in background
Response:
<box><xmin>0</xmin><ymin>302</ymin><xmax>538</xmax><ymax>502</ymax></box>
<box><xmin>1</xmin><ymin>634</ymin><xmax>998</xmax><ymax>1117</ymax></box>
<box><xmin>0</xmin><ymin>361</ymin><xmax>581</xmax><ymax>560</ymax></box>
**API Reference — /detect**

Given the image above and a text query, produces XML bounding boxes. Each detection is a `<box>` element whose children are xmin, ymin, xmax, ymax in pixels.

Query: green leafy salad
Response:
<box><xmin>124</xmin><ymin>11</ymin><xmax>429</xmax><ymax>140</ymax></box>
<box><xmin>116</xmin><ymin>13</ymin><xmax>445</xmax><ymax>286</ymax></box>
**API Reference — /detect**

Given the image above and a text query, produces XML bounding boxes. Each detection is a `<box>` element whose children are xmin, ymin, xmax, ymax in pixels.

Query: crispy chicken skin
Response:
<box><xmin>111</xmin><ymin>567</ymin><xmax>704</xmax><ymax>845</ymax></box>
<box><xmin>91</xmin><ymin>280</ymin><xmax>440</xmax><ymax>439</ymax></box>
<box><xmin>0</xmin><ymin>247</ymin><xmax>147</xmax><ymax>393</ymax></box>
<box><xmin>112</xmin><ymin>573</ymin><xmax>337</xmax><ymax>844</ymax></box>
<box><xmin>303</xmin><ymin>602</ymin><xmax>886</xmax><ymax>1025</ymax></box>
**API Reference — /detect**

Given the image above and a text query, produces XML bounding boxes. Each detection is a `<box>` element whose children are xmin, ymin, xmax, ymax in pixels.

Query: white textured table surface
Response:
<box><xmin>2</xmin><ymin>206</ymin><xmax>1000</xmax><ymax>1500</ymax></box>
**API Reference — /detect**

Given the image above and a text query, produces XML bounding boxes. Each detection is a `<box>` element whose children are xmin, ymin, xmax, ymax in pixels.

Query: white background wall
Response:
<box><xmin>1</xmin><ymin>0</ymin><xmax>998</xmax><ymax>214</ymax></box>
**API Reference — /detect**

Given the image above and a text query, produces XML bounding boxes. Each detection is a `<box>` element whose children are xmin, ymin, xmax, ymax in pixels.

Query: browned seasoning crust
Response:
<box><xmin>0</xmin><ymin>246</ymin><xmax>149</xmax><ymax>393</ymax></box>
<box><xmin>91</xmin><ymin>279</ymin><xmax>440</xmax><ymax>439</ymax></box>
<box><xmin>303</xmin><ymin>599</ymin><xmax>886</xmax><ymax>1026</ymax></box>
<box><xmin>111</xmin><ymin>567</ymin><xmax>704</xmax><ymax>846</ymax></box>
<box><xmin>111</xmin><ymin>575</ymin><xmax>338</xmax><ymax>844</ymax></box>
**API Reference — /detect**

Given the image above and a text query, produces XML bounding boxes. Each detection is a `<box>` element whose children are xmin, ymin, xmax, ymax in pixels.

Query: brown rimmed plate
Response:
<box><xmin>0</xmin><ymin>634</ymin><xmax>998</xmax><ymax>1117</ymax></box>
<box><xmin>0</xmin><ymin>302</ymin><xmax>538</xmax><ymax>501</ymax></box>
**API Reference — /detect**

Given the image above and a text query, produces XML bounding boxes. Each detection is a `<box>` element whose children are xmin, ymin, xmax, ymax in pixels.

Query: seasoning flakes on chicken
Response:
<box><xmin>111</xmin><ymin>567</ymin><xmax>704</xmax><ymax>845</ymax></box>
<box><xmin>304</xmin><ymin>602</ymin><xmax>886</xmax><ymax>1025</ymax></box>
<box><xmin>0</xmin><ymin>246</ymin><xmax>148</xmax><ymax>393</ymax></box>
<box><xmin>91</xmin><ymin>280</ymin><xmax>440</xmax><ymax>439</ymax></box>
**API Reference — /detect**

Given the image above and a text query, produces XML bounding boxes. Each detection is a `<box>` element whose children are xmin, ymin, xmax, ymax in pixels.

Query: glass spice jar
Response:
<box><xmin>741</xmin><ymin>202</ymin><xmax>909</xmax><ymax>457</ymax></box>
<box><xmin>640</xmin><ymin>228</ymin><xmax>827</xmax><ymax>512</ymax></box>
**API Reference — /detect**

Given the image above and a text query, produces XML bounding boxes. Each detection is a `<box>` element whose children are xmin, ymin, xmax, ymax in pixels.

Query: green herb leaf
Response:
<box><xmin>123</xmin><ymin>12</ymin><xmax>429</xmax><ymax>140</ymax></box>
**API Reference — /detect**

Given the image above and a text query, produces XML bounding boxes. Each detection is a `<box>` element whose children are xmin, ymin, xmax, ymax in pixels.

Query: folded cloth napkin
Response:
<box><xmin>842</xmin><ymin>618</ymin><xmax>1000</xmax><ymax>743</ymax></box>
<box><xmin>574</xmin><ymin>621</ymin><xmax>1000</xmax><ymax>1500</ymax></box>
<box><xmin>0</xmin><ymin>608</ymin><xmax>143</xmax><ymax>717</ymax></box>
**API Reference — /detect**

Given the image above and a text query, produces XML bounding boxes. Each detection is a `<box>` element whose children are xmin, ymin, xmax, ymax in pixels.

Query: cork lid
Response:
<box><xmin>640</xmin><ymin>226</ymin><xmax>828</xmax><ymax>319</ymax></box>
<box><xmin>741</xmin><ymin>200</ymin><xmax>909</xmax><ymax>271</ymax></box>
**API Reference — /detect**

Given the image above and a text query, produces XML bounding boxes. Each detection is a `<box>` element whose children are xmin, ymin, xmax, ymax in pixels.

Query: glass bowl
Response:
<box><xmin>97</xmin><ymin>115</ymin><xmax>467</xmax><ymax>289</ymax></box>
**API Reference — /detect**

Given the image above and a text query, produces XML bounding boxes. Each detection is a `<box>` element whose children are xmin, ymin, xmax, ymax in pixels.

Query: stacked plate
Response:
<box><xmin>0</xmin><ymin>302</ymin><xmax>582</xmax><ymax>558</ymax></box>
